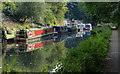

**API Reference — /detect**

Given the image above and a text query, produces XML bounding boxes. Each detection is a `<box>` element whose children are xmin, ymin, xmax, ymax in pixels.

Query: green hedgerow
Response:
<box><xmin>60</xmin><ymin>25</ymin><xmax>112</xmax><ymax>72</ymax></box>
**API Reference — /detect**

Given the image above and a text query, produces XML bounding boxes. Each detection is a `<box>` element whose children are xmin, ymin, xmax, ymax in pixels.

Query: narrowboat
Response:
<box><xmin>108</xmin><ymin>24</ymin><xmax>117</xmax><ymax>30</ymax></box>
<box><xmin>77</xmin><ymin>24</ymin><xmax>85</xmax><ymax>32</ymax></box>
<box><xmin>111</xmin><ymin>26</ymin><xmax>117</xmax><ymax>30</ymax></box>
<box><xmin>67</xmin><ymin>25</ymin><xmax>77</xmax><ymax>32</ymax></box>
<box><xmin>67</xmin><ymin>21</ymin><xmax>77</xmax><ymax>32</ymax></box>
<box><xmin>70</xmin><ymin>20</ymin><xmax>77</xmax><ymax>26</ymax></box>
<box><xmin>52</xmin><ymin>26</ymin><xmax>67</xmax><ymax>33</ymax></box>
<box><xmin>1</xmin><ymin>29</ymin><xmax>15</xmax><ymax>42</ymax></box>
<box><xmin>15</xmin><ymin>27</ymin><xmax>54</xmax><ymax>42</ymax></box>
<box><xmin>85</xmin><ymin>24</ymin><xmax>92</xmax><ymax>30</ymax></box>
<box><xmin>16</xmin><ymin>39</ymin><xmax>54</xmax><ymax>53</ymax></box>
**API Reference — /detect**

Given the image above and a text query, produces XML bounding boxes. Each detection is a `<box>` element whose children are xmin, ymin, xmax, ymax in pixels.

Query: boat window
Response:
<box><xmin>19</xmin><ymin>30</ymin><xmax>25</xmax><ymax>34</ymax></box>
<box><xmin>86</xmin><ymin>25</ymin><xmax>90</xmax><ymax>28</ymax></box>
<box><xmin>18</xmin><ymin>30</ymin><xmax>26</xmax><ymax>38</ymax></box>
<box><xmin>62</xmin><ymin>27</ymin><xmax>64</xmax><ymax>30</ymax></box>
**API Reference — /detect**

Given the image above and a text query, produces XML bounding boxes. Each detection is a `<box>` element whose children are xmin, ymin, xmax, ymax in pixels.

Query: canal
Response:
<box><xmin>2</xmin><ymin>30</ymin><xmax>90</xmax><ymax>72</ymax></box>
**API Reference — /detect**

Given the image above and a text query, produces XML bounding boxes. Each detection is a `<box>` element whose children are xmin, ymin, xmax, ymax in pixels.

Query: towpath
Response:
<box><xmin>104</xmin><ymin>30</ymin><xmax>120</xmax><ymax>72</ymax></box>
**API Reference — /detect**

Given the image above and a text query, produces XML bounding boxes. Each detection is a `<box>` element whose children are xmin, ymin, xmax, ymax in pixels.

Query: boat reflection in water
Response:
<box><xmin>53</xmin><ymin>30</ymin><xmax>91</xmax><ymax>42</ymax></box>
<box><xmin>15</xmin><ymin>38</ymin><xmax>54</xmax><ymax>53</ymax></box>
<box><xmin>53</xmin><ymin>33</ymin><xmax>68</xmax><ymax>42</ymax></box>
<box><xmin>85</xmin><ymin>30</ymin><xmax>91</xmax><ymax>35</ymax></box>
<box><xmin>76</xmin><ymin>31</ymin><xmax>85</xmax><ymax>37</ymax></box>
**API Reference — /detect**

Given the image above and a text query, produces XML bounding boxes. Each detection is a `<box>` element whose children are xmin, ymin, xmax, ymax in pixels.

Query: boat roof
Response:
<box><xmin>26</xmin><ymin>26</ymin><xmax>52</xmax><ymax>31</ymax></box>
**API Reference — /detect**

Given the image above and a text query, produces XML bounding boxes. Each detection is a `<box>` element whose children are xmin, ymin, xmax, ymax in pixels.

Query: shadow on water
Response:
<box><xmin>2</xmin><ymin>30</ymin><xmax>90</xmax><ymax>72</ymax></box>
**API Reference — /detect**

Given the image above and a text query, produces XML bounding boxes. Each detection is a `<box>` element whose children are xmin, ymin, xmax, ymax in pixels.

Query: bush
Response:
<box><xmin>60</xmin><ymin>25</ymin><xmax>112</xmax><ymax>72</ymax></box>
<box><xmin>15</xmin><ymin>24</ymin><xmax>31</xmax><ymax>30</ymax></box>
<box><xmin>15</xmin><ymin>25</ymin><xmax>23</xmax><ymax>30</ymax></box>
<box><xmin>23</xmin><ymin>24</ymin><xmax>31</xmax><ymax>29</ymax></box>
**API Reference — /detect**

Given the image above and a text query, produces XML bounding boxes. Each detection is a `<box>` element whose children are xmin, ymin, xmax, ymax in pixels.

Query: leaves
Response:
<box><xmin>65</xmin><ymin>2</ymin><xmax>87</xmax><ymax>21</ymax></box>
<box><xmin>2</xmin><ymin>2</ymin><xmax>68</xmax><ymax>26</ymax></box>
<box><xmin>79</xmin><ymin>2</ymin><xmax>120</xmax><ymax>26</ymax></box>
<box><xmin>61</xmin><ymin>25</ymin><xmax>112</xmax><ymax>72</ymax></box>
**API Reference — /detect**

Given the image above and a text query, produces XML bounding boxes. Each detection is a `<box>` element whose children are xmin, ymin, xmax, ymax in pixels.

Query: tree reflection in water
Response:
<box><xmin>3</xmin><ymin>39</ymin><xmax>67</xmax><ymax>72</ymax></box>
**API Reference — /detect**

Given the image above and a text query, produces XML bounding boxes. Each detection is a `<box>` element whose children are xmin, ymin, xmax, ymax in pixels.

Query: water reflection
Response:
<box><xmin>54</xmin><ymin>30</ymin><xmax>90</xmax><ymax>43</ymax></box>
<box><xmin>85</xmin><ymin>30</ymin><xmax>91</xmax><ymax>35</ymax></box>
<box><xmin>2</xmin><ymin>30</ymin><xmax>91</xmax><ymax>72</ymax></box>
<box><xmin>15</xmin><ymin>39</ymin><xmax>54</xmax><ymax>53</ymax></box>
<box><xmin>3</xmin><ymin>41</ymin><xmax>67</xmax><ymax>72</ymax></box>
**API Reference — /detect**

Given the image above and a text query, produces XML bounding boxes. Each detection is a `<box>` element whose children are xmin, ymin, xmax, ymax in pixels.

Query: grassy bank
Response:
<box><xmin>60</xmin><ymin>25</ymin><xmax>112</xmax><ymax>72</ymax></box>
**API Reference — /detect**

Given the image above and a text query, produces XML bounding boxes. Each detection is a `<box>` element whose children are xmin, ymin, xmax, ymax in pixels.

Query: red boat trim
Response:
<box><xmin>27</xmin><ymin>32</ymin><xmax>54</xmax><ymax>39</ymax></box>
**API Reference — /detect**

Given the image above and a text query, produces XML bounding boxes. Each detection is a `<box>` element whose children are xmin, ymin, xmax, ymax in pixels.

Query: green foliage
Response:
<box><xmin>2</xmin><ymin>2</ymin><xmax>68</xmax><ymax>26</ymax></box>
<box><xmin>79</xmin><ymin>2</ymin><xmax>119</xmax><ymax>26</ymax></box>
<box><xmin>15</xmin><ymin>2</ymin><xmax>46</xmax><ymax>24</ymax></box>
<box><xmin>15</xmin><ymin>25</ymin><xmax>22</xmax><ymax>30</ymax></box>
<box><xmin>50</xmin><ymin>2</ymin><xmax>68</xmax><ymax>22</ymax></box>
<box><xmin>2</xmin><ymin>2</ymin><xmax>17</xmax><ymax>16</ymax></box>
<box><xmin>65</xmin><ymin>2</ymin><xmax>87</xmax><ymax>21</ymax></box>
<box><xmin>22</xmin><ymin>24</ymin><xmax>30</xmax><ymax>29</ymax></box>
<box><xmin>44</xmin><ymin>7</ymin><xmax>57</xmax><ymax>26</ymax></box>
<box><xmin>15</xmin><ymin>24</ymin><xmax>31</xmax><ymax>30</ymax></box>
<box><xmin>60</xmin><ymin>25</ymin><xmax>112</xmax><ymax>72</ymax></box>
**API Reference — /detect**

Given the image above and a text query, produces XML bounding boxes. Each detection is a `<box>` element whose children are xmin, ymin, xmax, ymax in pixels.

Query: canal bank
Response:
<box><xmin>104</xmin><ymin>30</ymin><xmax>119</xmax><ymax>72</ymax></box>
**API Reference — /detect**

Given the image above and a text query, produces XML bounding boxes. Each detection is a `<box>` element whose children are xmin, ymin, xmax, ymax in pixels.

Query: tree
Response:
<box><xmin>49</xmin><ymin>2</ymin><xmax>68</xmax><ymax>25</ymax></box>
<box><xmin>79</xmin><ymin>2</ymin><xmax>120</xmax><ymax>26</ymax></box>
<box><xmin>2</xmin><ymin>2</ymin><xmax>17</xmax><ymax>16</ymax></box>
<box><xmin>3</xmin><ymin>2</ymin><xmax>46</xmax><ymax>24</ymax></box>
<box><xmin>2</xmin><ymin>2</ymin><xmax>68</xmax><ymax>26</ymax></box>
<box><xmin>65</xmin><ymin>2</ymin><xmax>87</xmax><ymax>21</ymax></box>
<box><xmin>16</xmin><ymin>2</ymin><xmax>46</xmax><ymax>24</ymax></box>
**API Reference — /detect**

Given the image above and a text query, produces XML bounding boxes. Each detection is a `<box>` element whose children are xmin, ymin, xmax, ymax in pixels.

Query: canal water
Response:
<box><xmin>2</xmin><ymin>30</ymin><xmax>90</xmax><ymax>72</ymax></box>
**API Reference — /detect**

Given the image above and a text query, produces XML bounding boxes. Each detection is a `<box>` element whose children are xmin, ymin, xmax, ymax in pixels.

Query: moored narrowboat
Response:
<box><xmin>77</xmin><ymin>24</ymin><xmax>85</xmax><ymax>32</ymax></box>
<box><xmin>67</xmin><ymin>25</ymin><xmax>77</xmax><ymax>32</ymax></box>
<box><xmin>85</xmin><ymin>24</ymin><xmax>92</xmax><ymax>30</ymax></box>
<box><xmin>52</xmin><ymin>26</ymin><xmax>67</xmax><ymax>33</ymax></box>
<box><xmin>15</xmin><ymin>27</ymin><xmax>54</xmax><ymax>42</ymax></box>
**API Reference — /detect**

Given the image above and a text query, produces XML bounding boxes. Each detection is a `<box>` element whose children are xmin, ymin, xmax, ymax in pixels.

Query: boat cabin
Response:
<box><xmin>85</xmin><ymin>24</ymin><xmax>92</xmax><ymax>30</ymax></box>
<box><xmin>15</xmin><ymin>27</ymin><xmax>54</xmax><ymax>42</ymax></box>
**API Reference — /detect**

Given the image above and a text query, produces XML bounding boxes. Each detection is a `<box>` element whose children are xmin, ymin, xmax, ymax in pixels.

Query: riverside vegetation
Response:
<box><xmin>59</xmin><ymin>25</ymin><xmax>112</xmax><ymax>72</ymax></box>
